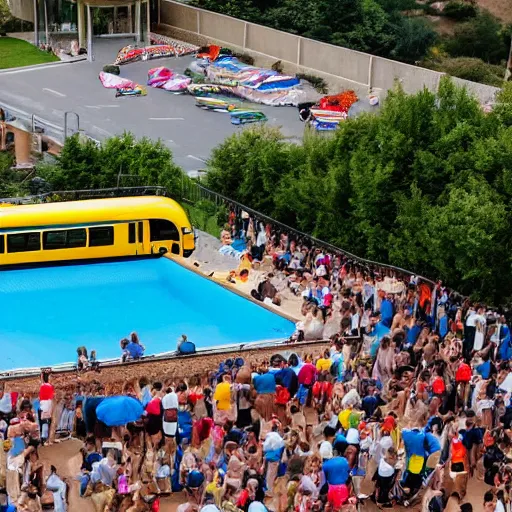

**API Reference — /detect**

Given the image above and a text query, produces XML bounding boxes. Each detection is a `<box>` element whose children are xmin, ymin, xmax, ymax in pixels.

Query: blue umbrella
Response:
<box><xmin>96</xmin><ymin>396</ymin><xmax>144</xmax><ymax>427</ymax></box>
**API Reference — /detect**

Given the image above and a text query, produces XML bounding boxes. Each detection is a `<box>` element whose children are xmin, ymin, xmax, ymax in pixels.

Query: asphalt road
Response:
<box><xmin>0</xmin><ymin>38</ymin><xmax>305</xmax><ymax>172</ymax></box>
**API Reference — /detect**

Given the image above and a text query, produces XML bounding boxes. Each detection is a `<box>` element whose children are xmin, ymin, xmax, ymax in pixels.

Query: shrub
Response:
<box><xmin>232</xmin><ymin>52</ymin><xmax>255</xmax><ymax>65</ymax></box>
<box><xmin>445</xmin><ymin>11</ymin><xmax>508</xmax><ymax>64</ymax></box>
<box><xmin>423</xmin><ymin>56</ymin><xmax>505</xmax><ymax>86</ymax></box>
<box><xmin>271</xmin><ymin>60</ymin><xmax>283</xmax><ymax>73</ymax></box>
<box><xmin>443</xmin><ymin>1</ymin><xmax>477</xmax><ymax>20</ymax></box>
<box><xmin>296</xmin><ymin>73</ymin><xmax>329</xmax><ymax>94</ymax></box>
<box><xmin>103</xmin><ymin>64</ymin><xmax>120</xmax><ymax>75</ymax></box>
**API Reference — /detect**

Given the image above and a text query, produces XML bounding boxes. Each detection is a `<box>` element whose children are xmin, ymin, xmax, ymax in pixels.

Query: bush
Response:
<box><xmin>296</xmin><ymin>73</ymin><xmax>329</xmax><ymax>94</ymax></box>
<box><xmin>443</xmin><ymin>1</ymin><xmax>477</xmax><ymax>20</ymax></box>
<box><xmin>232</xmin><ymin>52</ymin><xmax>255</xmax><ymax>65</ymax></box>
<box><xmin>445</xmin><ymin>11</ymin><xmax>508</xmax><ymax>64</ymax></box>
<box><xmin>423</xmin><ymin>56</ymin><xmax>505</xmax><ymax>86</ymax></box>
<box><xmin>271</xmin><ymin>60</ymin><xmax>283</xmax><ymax>73</ymax></box>
<box><xmin>103</xmin><ymin>64</ymin><xmax>120</xmax><ymax>75</ymax></box>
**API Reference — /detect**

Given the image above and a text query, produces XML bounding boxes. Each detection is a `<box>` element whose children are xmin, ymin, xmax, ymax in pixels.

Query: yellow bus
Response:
<box><xmin>0</xmin><ymin>196</ymin><xmax>195</xmax><ymax>266</ymax></box>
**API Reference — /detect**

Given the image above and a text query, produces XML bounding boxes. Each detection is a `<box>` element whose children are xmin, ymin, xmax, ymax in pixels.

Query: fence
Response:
<box><xmin>182</xmin><ymin>181</ymin><xmax>435</xmax><ymax>286</ymax></box>
<box><xmin>0</xmin><ymin>100</ymin><xmax>96</xmax><ymax>147</ymax></box>
<box><xmin>158</xmin><ymin>0</ymin><xmax>500</xmax><ymax>103</ymax></box>
<box><xmin>1</xmin><ymin>182</ymin><xmax>435</xmax><ymax>285</ymax></box>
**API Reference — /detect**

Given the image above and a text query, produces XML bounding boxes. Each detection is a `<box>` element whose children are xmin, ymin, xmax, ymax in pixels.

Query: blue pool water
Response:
<box><xmin>0</xmin><ymin>258</ymin><xmax>294</xmax><ymax>370</ymax></box>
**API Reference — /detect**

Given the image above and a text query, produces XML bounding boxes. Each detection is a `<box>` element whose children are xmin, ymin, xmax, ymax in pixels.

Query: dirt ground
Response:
<box><xmin>476</xmin><ymin>0</ymin><xmax>512</xmax><ymax>23</ymax></box>
<box><xmin>39</xmin><ymin>439</ymin><xmax>489</xmax><ymax>512</ymax></box>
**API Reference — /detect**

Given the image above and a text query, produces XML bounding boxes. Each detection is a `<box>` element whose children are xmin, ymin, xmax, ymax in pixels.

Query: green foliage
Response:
<box><xmin>0</xmin><ymin>152</ymin><xmax>30</xmax><ymax>197</ymax></box>
<box><xmin>424</xmin><ymin>57</ymin><xmax>505</xmax><ymax>87</ymax></box>
<box><xmin>445</xmin><ymin>11</ymin><xmax>508</xmax><ymax>64</ymax></box>
<box><xmin>296</xmin><ymin>73</ymin><xmax>329</xmax><ymax>94</ymax></box>
<box><xmin>103</xmin><ymin>64</ymin><xmax>120</xmax><ymax>75</ymax></box>
<box><xmin>206</xmin><ymin>78</ymin><xmax>512</xmax><ymax>304</ymax></box>
<box><xmin>184</xmin><ymin>200</ymin><xmax>227</xmax><ymax>237</ymax></box>
<box><xmin>443</xmin><ymin>1</ymin><xmax>477</xmax><ymax>20</ymax></box>
<box><xmin>36</xmin><ymin>133</ymin><xmax>184</xmax><ymax>197</ymax></box>
<box><xmin>390</xmin><ymin>17</ymin><xmax>438</xmax><ymax>64</ymax></box>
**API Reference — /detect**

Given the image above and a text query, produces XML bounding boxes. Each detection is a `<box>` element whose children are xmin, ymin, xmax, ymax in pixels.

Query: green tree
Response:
<box><xmin>0</xmin><ymin>0</ymin><xmax>11</xmax><ymax>28</ymax></box>
<box><xmin>206</xmin><ymin>126</ymin><xmax>296</xmax><ymax>213</ymax></box>
<box><xmin>37</xmin><ymin>133</ymin><xmax>184</xmax><ymax>196</ymax></box>
<box><xmin>445</xmin><ymin>11</ymin><xmax>508</xmax><ymax>64</ymax></box>
<box><xmin>390</xmin><ymin>17</ymin><xmax>437</xmax><ymax>64</ymax></box>
<box><xmin>205</xmin><ymin>78</ymin><xmax>512</xmax><ymax>304</ymax></box>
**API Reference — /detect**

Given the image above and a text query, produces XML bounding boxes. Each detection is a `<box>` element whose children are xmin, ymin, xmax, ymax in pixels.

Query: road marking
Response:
<box><xmin>85</xmin><ymin>105</ymin><xmax>120</xmax><ymax>109</ymax></box>
<box><xmin>92</xmin><ymin>125</ymin><xmax>113</xmax><ymax>137</ymax></box>
<box><xmin>42</xmin><ymin>88</ymin><xmax>66</xmax><ymax>97</ymax></box>
<box><xmin>187</xmin><ymin>155</ymin><xmax>206</xmax><ymax>163</ymax></box>
<box><xmin>149</xmin><ymin>117</ymin><xmax>185</xmax><ymax>120</ymax></box>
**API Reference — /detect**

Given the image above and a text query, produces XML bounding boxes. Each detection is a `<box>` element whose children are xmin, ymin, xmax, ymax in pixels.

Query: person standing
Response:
<box><xmin>464</xmin><ymin>305</ymin><xmax>477</xmax><ymax>360</ymax></box>
<box><xmin>39</xmin><ymin>371</ymin><xmax>54</xmax><ymax>446</ymax></box>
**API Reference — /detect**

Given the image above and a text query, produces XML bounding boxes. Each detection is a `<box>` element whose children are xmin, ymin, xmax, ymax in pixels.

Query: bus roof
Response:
<box><xmin>0</xmin><ymin>196</ymin><xmax>192</xmax><ymax>230</ymax></box>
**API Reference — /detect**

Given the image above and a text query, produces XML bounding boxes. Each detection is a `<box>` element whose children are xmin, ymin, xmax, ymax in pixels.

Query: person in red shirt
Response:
<box><xmin>39</xmin><ymin>371</ymin><xmax>54</xmax><ymax>445</ymax></box>
<box><xmin>298</xmin><ymin>358</ymin><xmax>317</xmax><ymax>407</ymax></box>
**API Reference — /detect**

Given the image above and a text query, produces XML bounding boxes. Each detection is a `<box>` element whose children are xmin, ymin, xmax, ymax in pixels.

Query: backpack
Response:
<box><xmin>456</xmin><ymin>363</ymin><xmax>472</xmax><ymax>383</ymax></box>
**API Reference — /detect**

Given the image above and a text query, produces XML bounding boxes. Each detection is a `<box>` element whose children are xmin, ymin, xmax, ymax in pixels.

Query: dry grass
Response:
<box><xmin>476</xmin><ymin>0</ymin><xmax>512</xmax><ymax>23</ymax></box>
<box><xmin>425</xmin><ymin>14</ymin><xmax>458</xmax><ymax>35</ymax></box>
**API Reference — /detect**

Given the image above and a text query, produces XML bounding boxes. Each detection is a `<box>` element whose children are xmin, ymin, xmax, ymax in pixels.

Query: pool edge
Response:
<box><xmin>166</xmin><ymin>254</ymin><xmax>300</xmax><ymax>325</ymax></box>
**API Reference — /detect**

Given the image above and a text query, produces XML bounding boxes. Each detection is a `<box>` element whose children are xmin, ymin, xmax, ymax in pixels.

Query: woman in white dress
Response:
<box><xmin>162</xmin><ymin>388</ymin><xmax>179</xmax><ymax>455</ymax></box>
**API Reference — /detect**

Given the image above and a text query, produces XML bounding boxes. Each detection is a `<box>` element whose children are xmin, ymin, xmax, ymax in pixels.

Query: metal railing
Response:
<box><xmin>184</xmin><ymin>181</ymin><xmax>436</xmax><ymax>285</ymax></box>
<box><xmin>0</xmin><ymin>181</ymin><xmax>436</xmax><ymax>285</ymax></box>
<box><xmin>0</xmin><ymin>100</ymin><xmax>91</xmax><ymax>145</ymax></box>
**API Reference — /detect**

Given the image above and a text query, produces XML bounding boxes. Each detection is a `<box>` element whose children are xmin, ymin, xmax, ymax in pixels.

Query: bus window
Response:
<box><xmin>0</xmin><ymin>235</ymin><xmax>4</xmax><ymax>253</ymax></box>
<box><xmin>129</xmin><ymin>223</ymin><xmax>136</xmax><ymax>244</ymax></box>
<box><xmin>138</xmin><ymin>222</ymin><xmax>143</xmax><ymax>243</ymax></box>
<box><xmin>149</xmin><ymin>219</ymin><xmax>179</xmax><ymax>242</ymax></box>
<box><xmin>43</xmin><ymin>228</ymin><xmax>87</xmax><ymax>250</ymax></box>
<box><xmin>7</xmin><ymin>232</ymin><xmax>41</xmax><ymax>253</ymax></box>
<box><xmin>89</xmin><ymin>226</ymin><xmax>114</xmax><ymax>247</ymax></box>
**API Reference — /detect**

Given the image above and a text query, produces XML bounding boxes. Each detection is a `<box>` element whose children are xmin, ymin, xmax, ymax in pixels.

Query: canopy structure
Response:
<box><xmin>7</xmin><ymin>0</ymin><xmax>152</xmax><ymax>61</ymax></box>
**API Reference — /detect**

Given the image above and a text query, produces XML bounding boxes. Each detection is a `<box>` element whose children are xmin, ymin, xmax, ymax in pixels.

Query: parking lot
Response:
<box><xmin>0</xmin><ymin>37</ymin><xmax>305</xmax><ymax>172</ymax></box>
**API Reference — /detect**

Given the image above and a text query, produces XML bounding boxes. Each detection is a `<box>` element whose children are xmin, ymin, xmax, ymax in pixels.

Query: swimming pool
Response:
<box><xmin>0</xmin><ymin>257</ymin><xmax>294</xmax><ymax>370</ymax></box>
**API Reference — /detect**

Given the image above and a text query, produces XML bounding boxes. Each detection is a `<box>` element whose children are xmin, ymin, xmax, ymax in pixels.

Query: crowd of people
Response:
<box><xmin>0</xmin><ymin>371</ymin><xmax>68</xmax><ymax>511</ymax></box>
<box><xmin>1</xmin><ymin>275</ymin><xmax>512</xmax><ymax>511</ymax></box>
<box><xmin>2</xmin><ymin>208</ymin><xmax>512</xmax><ymax>512</ymax></box>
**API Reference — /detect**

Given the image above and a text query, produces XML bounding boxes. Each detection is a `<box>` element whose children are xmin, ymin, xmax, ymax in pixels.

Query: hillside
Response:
<box><xmin>477</xmin><ymin>0</ymin><xmax>512</xmax><ymax>23</ymax></box>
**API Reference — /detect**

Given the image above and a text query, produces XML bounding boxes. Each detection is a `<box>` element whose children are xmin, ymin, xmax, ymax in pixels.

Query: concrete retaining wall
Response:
<box><xmin>158</xmin><ymin>0</ymin><xmax>501</xmax><ymax>102</ymax></box>
<box><xmin>3</xmin><ymin>339</ymin><xmax>332</xmax><ymax>394</ymax></box>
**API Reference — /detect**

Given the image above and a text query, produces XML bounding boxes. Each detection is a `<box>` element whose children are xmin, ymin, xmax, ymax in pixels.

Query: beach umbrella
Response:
<box><xmin>96</xmin><ymin>396</ymin><xmax>143</xmax><ymax>427</ymax></box>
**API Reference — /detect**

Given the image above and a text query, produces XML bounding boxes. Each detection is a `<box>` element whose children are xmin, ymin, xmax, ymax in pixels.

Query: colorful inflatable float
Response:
<box><xmin>147</xmin><ymin>67</ymin><xmax>191</xmax><ymax>93</ymax></box>
<box><xmin>99</xmin><ymin>71</ymin><xmax>147</xmax><ymax>97</ymax></box>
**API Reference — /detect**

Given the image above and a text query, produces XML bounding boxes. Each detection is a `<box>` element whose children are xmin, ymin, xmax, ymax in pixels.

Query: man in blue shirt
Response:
<box><xmin>323</xmin><ymin>456</ymin><xmax>350</xmax><ymax>485</ymax></box>
<box><xmin>366</xmin><ymin>311</ymin><xmax>390</xmax><ymax>358</ymax></box>
<box><xmin>121</xmin><ymin>338</ymin><xmax>145</xmax><ymax>361</ymax></box>
<box><xmin>380</xmin><ymin>295</ymin><xmax>394</xmax><ymax>328</ymax></box>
